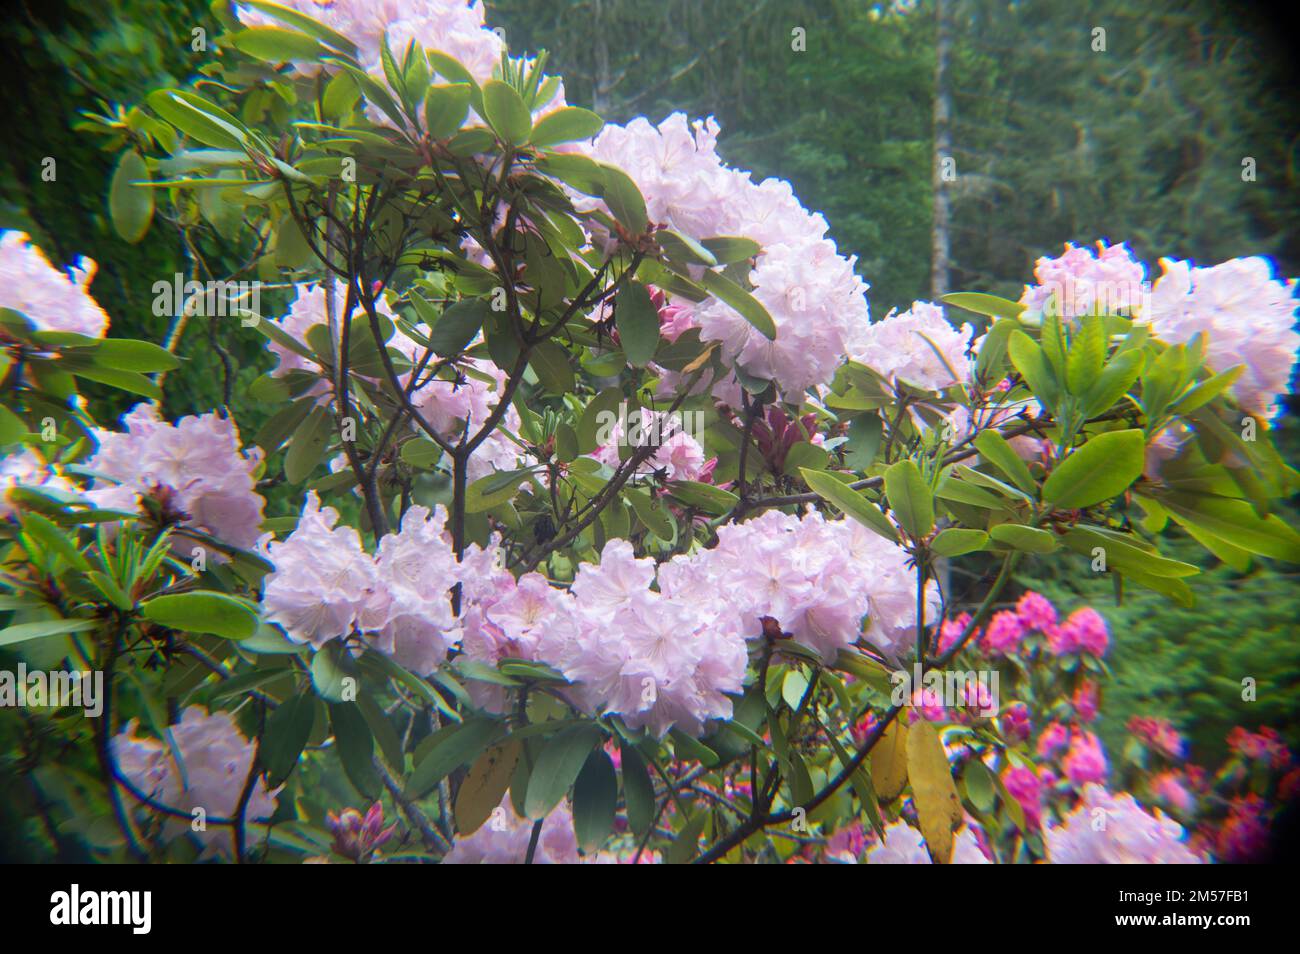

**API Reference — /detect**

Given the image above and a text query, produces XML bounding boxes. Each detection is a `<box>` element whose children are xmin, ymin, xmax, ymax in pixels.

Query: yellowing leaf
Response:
<box><xmin>455</xmin><ymin>738</ymin><xmax>522</xmax><ymax>835</ymax></box>
<box><xmin>906</xmin><ymin>719</ymin><xmax>962</xmax><ymax>864</ymax></box>
<box><xmin>870</xmin><ymin>718</ymin><xmax>908</xmax><ymax>802</ymax></box>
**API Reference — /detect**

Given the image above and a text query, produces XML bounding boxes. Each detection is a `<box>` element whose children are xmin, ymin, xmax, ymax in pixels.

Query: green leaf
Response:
<box><xmin>262</xmin><ymin>691</ymin><xmax>318</xmax><ymax>786</ymax></box>
<box><xmin>481</xmin><ymin>79</ymin><xmax>532</xmax><ymax>145</ymax></box>
<box><xmin>657</xmin><ymin>229</ymin><xmax>717</xmax><ymax>267</ymax></box>
<box><xmin>109</xmin><ymin>150</ymin><xmax>153</xmax><ymax>243</ymax></box>
<box><xmin>146</xmin><ymin>89</ymin><xmax>247</xmax><ymax>150</ymax></box>
<box><xmin>844</xmin><ymin>414</ymin><xmax>884</xmax><ymax>471</ymax></box>
<box><xmin>0</xmin><ymin>618</ymin><xmax>97</xmax><ymax>648</ymax></box>
<box><xmin>572</xmin><ymin>748</ymin><xmax>618</xmax><ymax>852</ymax></box>
<box><xmin>229</xmin><ymin>26</ymin><xmax>327</xmax><ymax>63</ymax></box>
<box><xmin>530</xmin><ymin>106</ymin><xmax>604</xmax><ymax>147</ymax></box>
<box><xmin>406</xmin><ymin>718</ymin><xmax>502</xmax><ymax>798</ymax></box>
<box><xmin>940</xmin><ymin>292</ymin><xmax>1025</xmax><ymax>321</ymax></box>
<box><xmin>64</xmin><ymin>363</ymin><xmax>161</xmax><ymax>399</ymax></box>
<box><xmin>963</xmin><ymin>759</ymin><xmax>997</xmax><ymax>814</ymax></box>
<box><xmin>329</xmin><ymin>701</ymin><xmax>379</xmax><ymax>800</ymax></box>
<box><xmin>626</xmin><ymin>487</ymin><xmax>674</xmax><ymax>542</ymax></box>
<box><xmin>618</xmin><ymin>739</ymin><xmax>656</xmax><ymax>837</ymax></box>
<box><xmin>930</xmin><ymin>528</ymin><xmax>989</xmax><ymax>557</ymax></box>
<box><xmin>700</xmin><ymin>236</ymin><xmax>761</xmax><ymax>264</ymax></box>
<box><xmin>524</xmin><ymin>723</ymin><xmax>604</xmax><ymax>819</ymax></box>
<box><xmin>140</xmin><ymin>592</ymin><xmax>258</xmax><ymax>639</ymax></box>
<box><xmin>1082</xmin><ymin>348</ymin><xmax>1144</xmax><ymax>419</ymax></box>
<box><xmin>800</xmin><ymin>468</ymin><xmax>898</xmax><ymax>542</ymax></box>
<box><xmin>577</xmin><ymin>387</ymin><xmax>624</xmax><ymax>454</ymax></box>
<box><xmin>1007</xmin><ymin>330</ymin><xmax>1058</xmax><ymax>411</ymax></box>
<box><xmin>1066</xmin><ymin>315</ymin><xmax>1106</xmax><ymax>394</ymax></box>
<box><xmin>239</xmin><ymin>1</ymin><xmax>359</xmax><ymax>55</ymax></box>
<box><xmin>697</xmin><ymin>269</ymin><xmax>776</xmax><ymax>340</ymax></box>
<box><xmin>614</xmin><ymin>281</ymin><xmax>659</xmax><ymax>367</ymax></box>
<box><xmin>529</xmin><ymin>339</ymin><xmax>575</xmax><ymax>394</ymax></box>
<box><xmin>666</xmin><ymin>480</ymin><xmax>739</xmax><ymax>515</ymax></box>
<box><xmin>19</xmin><ymin>511</ymin><xmax>91</xmax><ymax>572</ymax></box>
<box><xmin>1161</xmin><ymin>492</ymin><xmax>1300</xmax><ymax>563</ymax></box>
<box><xmin>92</xmin><ymin>339</ymin><xmax>180</xmax><ymax>373</ymax></box>
<box><xmin>421</xmin><ymin>296</ymin><xmax>487</xmax><ymax>358</ymax></box>
<box><xmin>988</xmin><ymin>523</ymin><xmax>1058</xmax><ymax>553</ymax></box>
<box><xmin>284</xmin><ymin>405</ymin><xmax>333</xmax><ymax>483</ymax></box>
<box><xmin>423</xmin><ymin>83</ymin><xmax>472</xmax><ymax>139</ymax></box>
<box><xmin>884</xmin><ymin>460</ymin><xmax>935</xmax><ymax>538</ymax></box>
<box><xmin>465</xmin><ymin>468</ymin><xmax>529</xmax><ymax>513</ymax></box>
<box><xmin>1041</xmin><ymin>429</ymin><xmax>1144</xmax><ymax>509</ymax></box>
<box><xmin>973</xmin><ymin>430</ymin><xmax>1036</xmax><ymax>495</ymax></box>
<box><xmin>598</xmin><ymin>164</ymin><xmax>649</xmax><ymax>234</ymax></box>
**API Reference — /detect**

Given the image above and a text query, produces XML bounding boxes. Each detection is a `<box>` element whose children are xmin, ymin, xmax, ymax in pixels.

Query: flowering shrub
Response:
<box><xmin>2</xmin><ymin>0</ymin><xmax>1299</xmax><ymax>864</ymax></box>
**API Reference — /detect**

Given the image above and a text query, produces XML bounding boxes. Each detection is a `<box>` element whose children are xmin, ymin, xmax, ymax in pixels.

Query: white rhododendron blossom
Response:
<box><xmin>443</xmin><ymin>796</ymin><xmax>581</xmax><ymax>864</ymax></box>
<box><xmin>262</xmin><ymin>493</ymin><xmax>462</xmax><ymax>674</ymax></box>
<box><xmin>86</xmin><ymin>404</ymin><xmax>266</xmax><ymax>549</ymax></box>
<box><xmin>236</xmin><ymin>0</ymin><xmax>504</xmax><ymax>85</ymax></box>
<box><xmin>112</xmin><ymin>707</ymin><xmax>279</xmax><ymax>856</ymax></box>
<box><xmin>1019</xmin><ymin>240</ymin><xmax>1148</xmax><ymax>322</ymax></box>
<box><xmin>866</xmin><ymin>821</ymin><xmax>990</xmax><ymax>864</ymax></box>
<box><xmin>0</xmin><ymin>448</ymin><xmax>75</xmax><ymax>520</ymax></box>
<box><xmin>0</xmin><ymin>230</ymin><xmax>110</xmax><ymax>338</ymax></box>
<box><xmin>662</xmin><ymin>510</ymin><xmax>939</xmax><ymax>662</ymax></box>
<box><xmin>852</xmin><ymin>300</ymin><xmax>974</xmax><ymax>392</ymax></box>
<box><xmin>1146</xmin><ymin>256</ymin><xmax>1300</xmax><ymax>419</ymax></box>
<box><xmin>577</xmin><ymin>112</ymin><xmax>871</xmax><ymax>397</ymax></box>
<box><xmin>1044</xmin><ymin>785</ymin><xmax>1203</xmax><ymax>864</ymax></box>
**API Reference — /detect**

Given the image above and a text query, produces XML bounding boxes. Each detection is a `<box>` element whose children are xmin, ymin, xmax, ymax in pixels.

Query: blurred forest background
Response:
<box><xmin>1</xmin><ymin>0</ymin><xmax>1297</xmax><ymax>765</ymax></box>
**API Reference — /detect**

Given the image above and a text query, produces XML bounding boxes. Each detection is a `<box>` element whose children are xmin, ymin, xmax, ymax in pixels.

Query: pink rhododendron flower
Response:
<box><xmin>999</xmin><ymin>702</ymin><xmax>1032</xmax><ymax>744</ymax></box>
<box><xmin>0</xmin><ymin>230</ymin><xmax>110</xmax><ymax>338</ymax></box>
<box><xmin>112</xmin><ymin>706</ymin><xmax>279</xmax><ymax>857</ymax></box>
<box><xmin>1015</xmin><ymin>591</ymin><xmax>1057</xmax><ymax>631</ymax></box>
<box><xmin>1063</xmin><ymin>730</ymin><xmax>1109</xmax><ymax>787</ymax></box>
<box><xmin>866</xmin><ymin>821</ymin><xmax>990</xmax><ymax>864</ymax></box>
<box><xmin>1037</xmin><ymin>721</ymin><xmax>1070</xmax><ymax>759</ymax></box>
<box><xmin>1045</xmin><ymin>785</ymin><xmax>1201</xmax><ymax>863</ymax></box>
<box><xmin>87</xmin><ymin>404</ymin><xmax>265</xmax><ymax>549</ymax></box>
<box><xmin>1019</xmin><ymin>240</ymin><xmax>1147</xmax><ymax>322</ymax></box>
<box><xmin>851</xmin><ymin>301</ymin><xmax>973</xmax><ymax>392</ymax></box>
<box><xmin>1146</xmin><ymin>255</ymin><xmax>1300</xmax><ymax>420</ymax></box>
<box><xmin>1149</xmin><ymin>772</ymin><xmax>1196</xmax><ymax>816</ymax></box>
<box><xmin>443</xmin><ymin>796</ymin><xmax>580</xmax><ymax>864</ymax></box>
<box><xmin>1128</xmin><ymin>716</ymin><xmax>1186</xmax><ymax>760</ymax></box>
<box><xmin>1227</xmin><ymin>726</ymin><xmax>1291</xmax><ymax>768</ymax></box>
<box><xmin>1002</xmin><ymin>765</ymin><xmax>1044</xmax><ymax>832</ymax></box>
<box><xmin>979</xmin><ymin>609</ymin><xmax>1026</xmax><ymax>656</ymax></box>
<box><xmin>1047</xmin><ymin>607</ymin><xmax>1109</xmax><ymax>656</ymax></box>
<box><xmin>1073</xmin><ymin>680</ymin><xmax>1100</xmax><ymax>723</ymax></box>
<box><xmin>1216</xmin><ymin>794</ymin><xmax>1270</xmax><ymax>863</ymax></box>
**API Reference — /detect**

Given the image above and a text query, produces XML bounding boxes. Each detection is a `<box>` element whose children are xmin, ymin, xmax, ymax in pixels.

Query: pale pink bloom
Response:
<box><xmin>1019</xmin><ymin>241</ymin><xmax>1147</xmax><ymax>322</ymax></box>
<box><xmin>1014</xmin><ymin>591</ymin><xmax>1057</xmax><ymax>631</ymax></box>
<box><xmin>1044</xmin><ymin>785</ymin><xmax>1202</xmax><ymax>863</ymax></box>
<box><xmin>0</xmin><ymin>448</ymin><xmax>76</xmax><ymax>520</ymax></box>
<box><xmin>87</xmin><ymin>404</ymin><xmax>265</xmax><ymax>549</ymax></box>
<box><xmin>0</xmin><ymin>230</ymin><xmax>110</xmax><ymax>338</ymax></box>
<box><xmin>112</xmin><ymin>706</ymin><xmax>279</xmax><ymax>857</ymax></box>
<box><xmin>851</xmin><ymin>301</ymin><xmax>973</xmax><ymax>392</ymax></box>
<box><xmin>1145</xmin><ymin>255</ymin><xmax>1299</xmax><ymax>420</ymax></box>
<box><xmin>443</xmin><ymin>796</ymin><xmax>580</xmax><ymax>864</ymax></box>
<box><xmin>261</xmin><ymin>492</ymin><xmax>377</xmax><ymax>648</ymax></box>
<box><xmin>866</xmin><ymin>821</ymin><xmax>990</xmax><ymax>864</ymax></box>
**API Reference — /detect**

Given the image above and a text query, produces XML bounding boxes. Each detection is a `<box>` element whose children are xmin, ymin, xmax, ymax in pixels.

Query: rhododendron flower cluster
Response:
<box><xmin>86</xmin><ymin>404</ymin><xmax>265</xmax><ymax>549</ymax></box>
<box><xmin>112</xmin><ymin>707</ymin><xmax>279</xmax><ymax>855</ymax></box>
<box><xmin>851</xmin><ymin>300</ymin><xmax>974</xmax><ymax>392</ymax></box>
<box><xmin>1019</xmin><ymin>240</ymin><xmax>1148</xmax><ymax>321</ymax></box>
<box><xmin>660</xmin><ymin>509</ymin><xmax>940</xmax><ymax>661</ymax></box>
<box><xmin>262</xmin><ymin>493</ymin><xmax>461</xmax><ymax>674</ymax></box>
<box><xmin>1044</xmin><ymin>785</ymin><xmax>1202</xmax><ymax>864</ymax></box>
<box><xmin>237</xmin><ymin>0</ymin><xmax>504</xmax><ymax>85</ymax></box>
<box><xmin>0</xmin><ymin>230</ymin><xmax>110</xmax><ymax>338</ymax></box>
<box><xmin>579</xmin><ymin>113</ymin><xmax>871</xmax><ymax>397</ymax></box>
<box><xmin>865</xmin><ymin>821</ymin><xmax>990</xmax><ymax>864</ymax></box>
<box><xmin>1147</xmin><ymin>255</ymin><xmax>1300</xmax><ymax>419</ymax></box>
<box><xmin>443</xmin><ymin>796</ymin><xmax>580</xmax><ymax>864</ymax></box>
